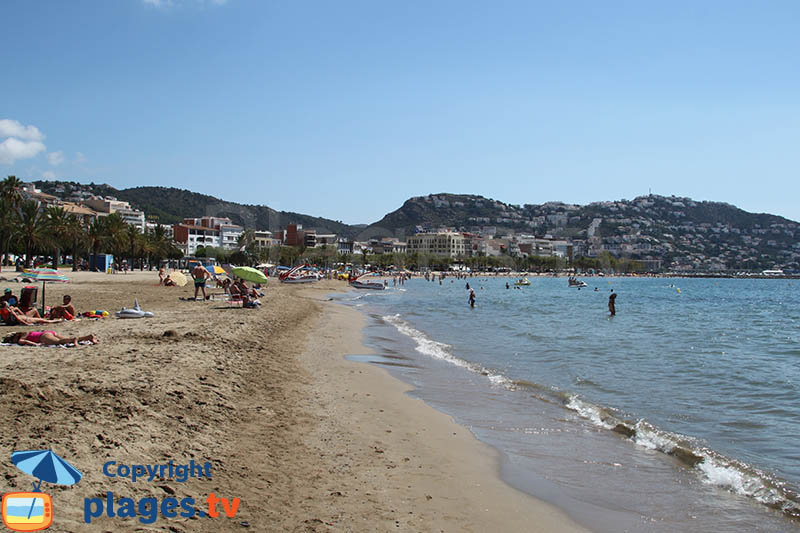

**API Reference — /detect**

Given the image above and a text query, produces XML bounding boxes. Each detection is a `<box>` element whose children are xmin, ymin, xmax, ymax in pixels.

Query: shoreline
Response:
<box><xmin>0</xmin><ymin>273</ymin><xmax>584</xmax><ymax>531</ymax></box>
<box><xmin>294</xmin><ymin>284</ymin><xmax>586</xmax><ymax>531</ymax></box>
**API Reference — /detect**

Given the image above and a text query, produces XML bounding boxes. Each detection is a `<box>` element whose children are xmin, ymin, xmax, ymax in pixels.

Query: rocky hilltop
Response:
<box><xmin>364</xmin><ymin>193</ymin><xmax>799</xmax><ymax>271</ymax></box>
<box><xmin>30</xmin><ymin>181</ymin><xmax>799</xmax><ymax>271</ymax></box>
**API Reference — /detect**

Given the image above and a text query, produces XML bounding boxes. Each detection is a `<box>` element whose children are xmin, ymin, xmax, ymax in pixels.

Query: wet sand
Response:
<box><xmin>0</xmin><ymin>271</ymin><xmax>583</xmax><ymax>531</ymax></box>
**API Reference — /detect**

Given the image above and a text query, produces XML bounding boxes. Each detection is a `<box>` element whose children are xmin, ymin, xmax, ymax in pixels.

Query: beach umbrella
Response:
<box><xmin>168</xmin><ymin>270</ymin><xmax>188</xmax><ymax>287</ymax></box>
<box><xmin>24</xmin><ymin>268</ymin><xmax>68</xmax><ymax>316</ymax></box>
<box><xmin>11</xmin><ymin>450</ymin><xmax>82</xmax><ymax>518</ymax></box>
<box><xmin>209</xmin><ymin>265</ymin><xmax>226</xmax><ymax>277</ymax></box>
<box><xmin>231</xmin><ymin>266</ymin><xmax>268</xmax><ymax>284</ymax></box>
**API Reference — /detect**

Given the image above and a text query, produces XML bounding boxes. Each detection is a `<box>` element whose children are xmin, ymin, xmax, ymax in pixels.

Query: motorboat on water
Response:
<box><xmin>279</xmin><ymin>264</ymin><xmax>320</xmax><ymax>284</ymax></box>
<box><xmin>568</xmin><ymin>277</ymin><xmax>588</xmax><ymax>288</ymax></box>
<box><xmin>514</xmin><ymin>277</ymin><xmax>531</xmax><ymax>286</ymax></box>
<box><xmin>350</xmin><ymin>272</ymin><xmax>386</xmax><ymax>290</ymax></box>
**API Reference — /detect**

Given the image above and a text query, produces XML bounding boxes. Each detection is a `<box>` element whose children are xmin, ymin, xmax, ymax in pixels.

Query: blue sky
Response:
<box><xmin>3</xmin><ymin>0</ymin><xmax>799</xmax><ymax>224</ymax></box>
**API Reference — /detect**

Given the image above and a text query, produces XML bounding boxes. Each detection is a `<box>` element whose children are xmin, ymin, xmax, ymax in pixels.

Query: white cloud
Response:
<box><xmin>0</xmin><ymin>137</ymin><xmax>46</xmax><ymax>164</ymax></box>
<box><xmin>0</xmin><ymin>119</ymin><xmax>45</xmax><ymax>142</ymax></box>
<box><xmin>42</xmin><ymin>171</ymin><xmax>56</xmax><ymax>180</ymax></box>
<box><xmin>47</xmin><ymin>150</ymin><xmax>65</xmax><ymax>166</ymax></box>
<box><xmin>75</xmin><ymin>152</ymin><xmax>88</xmax><ymax>164</ymax></box>
<box><xmin>0</xmin><ymin>119</ymin><xmax>47</xmax><ymax>164</ymax></box>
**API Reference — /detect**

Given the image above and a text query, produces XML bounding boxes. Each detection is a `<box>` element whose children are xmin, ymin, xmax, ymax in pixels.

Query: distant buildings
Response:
<box><xmin>407</xmin><ymin>232</ymin><xmax>466</xmax><ymax>258</ymax></box>
<box><xmin>82</xmin><ymin>197</ymin><xmax>146</xmax><ymax>231</ymax></box>
<box><xmin>173</xmin><ymin>216</ymin><xmax>244</xmax><ymax>256</ymax></box>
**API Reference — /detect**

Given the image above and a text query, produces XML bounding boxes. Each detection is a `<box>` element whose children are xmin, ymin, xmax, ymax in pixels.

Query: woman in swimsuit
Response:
<box><xmin>0</xmin><ymin>302</ymin><xmax>62</xmax><ymax>326</ymax></box>
<box><xmin>3</xmin><ymin>330</ymin><xmax>98</xmax><ymax>346</ymax></box>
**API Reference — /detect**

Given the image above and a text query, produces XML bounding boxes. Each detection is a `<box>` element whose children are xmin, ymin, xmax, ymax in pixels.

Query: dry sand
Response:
<box><xmin>0</xmin><ymin>271</ymin><xmax>584</xmax><ymax>532</ymax></box>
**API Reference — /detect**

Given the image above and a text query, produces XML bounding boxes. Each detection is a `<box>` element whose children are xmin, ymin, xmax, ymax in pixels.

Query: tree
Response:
<box><xmin>0</xmin><ymin>176</ymin><xmax>24</xmax><ymax>269</ymax></box>
<box><xmin>102</xmin><ymin>213</ymin><xmax>128</xmax><ymax>259</ymax></box>
<box><xmin>16</xmin><ymin>200</ymin><xmax>49</xmax><ymax>267</ymax></box>
<box><xmin>46</xmin><ymin>206</ymin><xmax>71</xmax><ymax>267</ymax></box>
<box><xmin>124</xmin><ymin>224</ymin><xmax>142</xmax><ymax>268</ymax></box>
<box><xmin>279</xmin><ymin>246</ymin><xmax>300</xmax><ymax>266</ymax></box>
<box><xmin>86</xmin><ymin>217</ymin><xmax>107</xmax><ymax>267</ymax></box>
<box><xmin>64</xmin><ymin>214</ymin><xmax>86</xmax><ymax>271</ymax></box>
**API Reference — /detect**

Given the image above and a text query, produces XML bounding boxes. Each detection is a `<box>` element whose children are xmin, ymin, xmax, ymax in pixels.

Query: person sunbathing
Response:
<box><xmin>0</xmin><ymin>302</ymin><xmax>61</xmax><ymax>326</ymax></box>
<box><xmin>48</xmin><ymin>295</ymin><xmax>76</xmax><ymax>320</ymax></box>
<box><xmin>163</xmin><ymin>275</ymin><xmax>176</xmax><ymax>287</ymax></box>
<box><xmin>3</xmin><ymin>330</ymin><xmax>98</xmax><ymax>346</ymax></box>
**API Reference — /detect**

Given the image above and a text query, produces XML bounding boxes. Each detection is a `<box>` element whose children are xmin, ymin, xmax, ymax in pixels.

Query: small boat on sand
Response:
<box><xmin>279</xmin><ymin>264</ymin><xmax>319</xmax><ymax>284</ymax></box>
<box><xmin>350</xmin><ymin>273</ymin><xmax>386</xmax><ymax>290</ymax></box>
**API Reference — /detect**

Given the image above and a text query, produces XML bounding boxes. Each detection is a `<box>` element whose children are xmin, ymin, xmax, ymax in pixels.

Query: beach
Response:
<box><xmin>0</xmin><ymin>272</ymin><xmax>582</xmax><ymax>532</ymax></box>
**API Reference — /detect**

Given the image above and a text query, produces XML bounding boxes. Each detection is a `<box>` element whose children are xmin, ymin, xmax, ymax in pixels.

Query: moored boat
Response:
<box><xmin>350</xmin><ymin>272</ymin><xmax>386</xmax><ymax>290</ymax></box>
<box><xmin>279</xmin><ymin>264</ymin><xmax>320</xmax><ymax>284</ymax></box>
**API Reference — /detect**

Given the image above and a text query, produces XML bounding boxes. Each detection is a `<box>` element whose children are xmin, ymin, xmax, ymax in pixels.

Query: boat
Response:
<box><xmin>350</xmin><ymin>272</ymin><xmax>386</xmax><ymax>290</ymax></box>
<box><xmin>568</xmin><ymin>277</ymin><xmax>588</xmax><ymax>288</ymax></box>
<box><xmin>279</xmin><ymin>264</ymin><xmax>320</xmax><ymax>284</ymax></box>
<box><xmin>514</xmin><ymin>277</ymin><xmax>531</xmax><ymax>286</ymax></box>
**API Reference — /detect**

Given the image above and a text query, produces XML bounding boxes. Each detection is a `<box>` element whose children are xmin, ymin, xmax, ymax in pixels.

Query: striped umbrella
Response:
<box><xmin>24</xmin><ymin>268</ymin><xmax>69</xmax><ymax>316</ymax></box>
<box><xmin>11</xmin><ymin>449</ymin><xmax>82</xmax><ymax>519</ymax></box>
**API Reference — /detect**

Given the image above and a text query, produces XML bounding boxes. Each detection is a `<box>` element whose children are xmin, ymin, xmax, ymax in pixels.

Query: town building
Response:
<box><xmin>407</xmin><ymin>232</ymin><xmax>466</xmax><ymax>257</ymax></box>
<box><xmin>82</xmin><ymin>197</ymin><xmax>146</xmax><ymax>231</ymax></box>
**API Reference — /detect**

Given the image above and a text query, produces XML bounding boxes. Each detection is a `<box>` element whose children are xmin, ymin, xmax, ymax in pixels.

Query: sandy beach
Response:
<box><xmin>0</xmin><ymin>271</ymin><xmax>583</xmax><ymax>532</ymax></box>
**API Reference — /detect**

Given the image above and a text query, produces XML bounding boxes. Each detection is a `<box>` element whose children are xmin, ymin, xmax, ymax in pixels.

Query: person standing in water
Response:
<box><xmin>608</xmin><ymin>291</ymin><xmax>617</xmax><ymax>316</ymax></box>
<box><xmin>468</xmin><ymin>288</ymin><xmax>476</xmax><ymax>308</ymax></box>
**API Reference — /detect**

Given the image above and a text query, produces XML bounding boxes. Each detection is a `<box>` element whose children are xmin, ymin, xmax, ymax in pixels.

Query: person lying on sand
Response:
<box><xmin>0</xmin><ymin>302</ymin><xmax>62</xmax><ymax>326</ymax></box>
<box><xmin>3</xmin><ymin>330</ymin><xmax>98</xmax><ymax>346</ymax></box>
<box><xmin>48</xmin><ymin>294</ymin><xmax>76</xmax><ymax>320</ymax></box>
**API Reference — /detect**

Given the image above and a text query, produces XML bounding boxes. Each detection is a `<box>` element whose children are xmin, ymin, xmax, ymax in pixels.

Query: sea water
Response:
<box><xmin>336</xmin><ymin>277</ymin><xmax>800</xmax><ymax>532</ymax></box>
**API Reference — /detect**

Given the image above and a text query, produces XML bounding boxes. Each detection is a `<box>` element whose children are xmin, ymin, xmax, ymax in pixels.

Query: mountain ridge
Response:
<box><xmin>29</xmin><ymin>180</ymin><xmax>800</xmax><ymax>271</ymax></box>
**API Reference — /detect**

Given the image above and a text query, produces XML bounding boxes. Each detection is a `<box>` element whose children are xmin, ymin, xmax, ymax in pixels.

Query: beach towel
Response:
<box><xmin>1</xmin><ymin>341</ymin><xmax>94</xmax><ymax>347</ymax></box>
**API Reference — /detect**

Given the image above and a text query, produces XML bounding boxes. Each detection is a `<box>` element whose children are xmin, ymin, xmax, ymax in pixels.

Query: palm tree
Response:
<box><xmin>64</xmin><ymin>214</ymin><xmax>86</xmax><ymax>271</ymax></box>
<box><xmin>146</xmin><ymin>225</ymin><xmax>171</xmax><ymax>269</ymax></box>
<box><xmin>46</xmin><ymin>206</ymin><xmax>71</xmax><ymax>268</ymax></box>
<box><xmin>124</xmin><ymin>224</ymin><xmax>142</xmax><ymax>269</ymax></box>
<box><xmin>237</xmin><ymin>229</ymin><xmax>255</xmax><ymax>249</ymax></box>
<box><xmin>0</xmin><ymin>175</ymin><xmax>23</xmax><ymax>205</ymax></box>
<box><xmin>16</xmin><ymin>200</ymin><xmax>49</xmax><ymax>268</ymax></box>
<box><xmin>0</xmin><ymin>176</ymin><xmax>24</xmax><ymax>269</ymax></box>
<box><xmin>87</xmin><ymin>217</ymin><xmax>107</xmax><ymax>269</ymax></box>
<box><xmin>102</xmin><ymin>213</ymin><xmax>128</xmax><ymax>261</ymax></box>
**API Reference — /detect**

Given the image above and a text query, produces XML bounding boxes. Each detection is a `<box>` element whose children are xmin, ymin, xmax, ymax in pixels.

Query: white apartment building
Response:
<box><xmin>407</xmin><ymin>232</ymin><xmax>466</xmax><ymax>258</ymax></box>
<box><xmin>83</xmin><ymin>197</ymin><xmax>146</xmax><ymax>231</ymax></box>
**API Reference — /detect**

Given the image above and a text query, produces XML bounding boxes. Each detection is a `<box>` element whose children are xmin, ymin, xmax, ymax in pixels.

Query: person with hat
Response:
<box><xmin>0</xmin><ymin>288</ymin><xmax>17</xmax><ymax>307</ymax></box>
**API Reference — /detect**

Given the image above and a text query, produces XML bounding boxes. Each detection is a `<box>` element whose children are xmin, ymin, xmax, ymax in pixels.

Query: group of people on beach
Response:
<box><xmin>1</xmin><ymin>288</ymin><xmax>99</xmax><ymax>346</ymax></box>
<box><xmin>159</xmin><ymin>264</ymin><xmax>263</xmax><ymax>308</ymax></box>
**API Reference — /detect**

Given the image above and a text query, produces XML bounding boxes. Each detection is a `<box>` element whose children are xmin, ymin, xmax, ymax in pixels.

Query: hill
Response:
<box><xmin>32</xmin><ymin>181</ymin><xmax>358</xmax><ymax>238</ymax></box>
<box><xmin>362</xmin><ymin>193</ymin><xmax>799</xmax><ymax>271</ymax></box>
<box><xmin>28</xmin><ymin>181</ymin><xmax>800</xmax><ymax>271</ymax></box>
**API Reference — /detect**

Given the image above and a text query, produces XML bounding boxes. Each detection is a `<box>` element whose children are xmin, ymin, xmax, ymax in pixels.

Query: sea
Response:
<box><xmin>334</xmin><ymin>276</ymin><xmax>800</xmax><ymax>532</ymax></box>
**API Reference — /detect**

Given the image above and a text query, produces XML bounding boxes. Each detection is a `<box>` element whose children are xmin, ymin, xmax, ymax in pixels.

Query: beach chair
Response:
<box><xmin>19</xmin><ymin>286</ymin><xmax>38</xmax><ymax>314</ymax></box>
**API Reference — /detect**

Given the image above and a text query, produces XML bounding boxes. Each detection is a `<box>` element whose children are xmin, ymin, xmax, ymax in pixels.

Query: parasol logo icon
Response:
<box><xmin>2</xmin><ymin>450</ymin><xmax>82</xmax><ymax>532</ymax></box>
